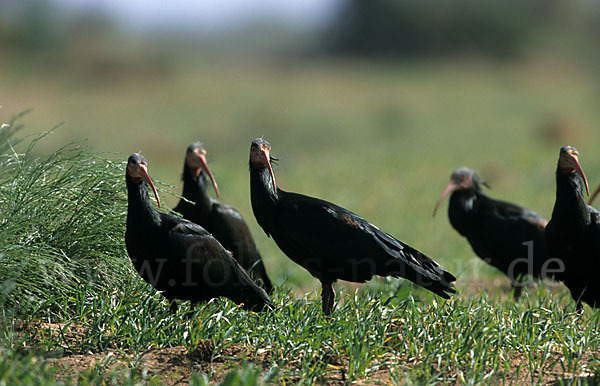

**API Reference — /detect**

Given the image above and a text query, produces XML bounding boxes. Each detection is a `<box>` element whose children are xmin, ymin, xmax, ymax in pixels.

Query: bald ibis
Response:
<box><xmin>125</xmin><ymin>153</ymin><xmax>271</xmax><ymax>313</ymax></box>
<box><xmin>433</xmin><ymin>168</ymin><xmax>550</xmax><ymax>298</ymax></box>
<box><xmin>248</xmin><ymin>138</ymin><xmax>456</xmax><ymax>315</ymax></box>
<box><xmin>173</xmin><ymin>142</ymin><xmax>273</xmax><ymax>293</ymax></box>
<box><xmin>545</xmin><ymin>146</ymin><xmax>600</xmax><ymax>309</ymax></box>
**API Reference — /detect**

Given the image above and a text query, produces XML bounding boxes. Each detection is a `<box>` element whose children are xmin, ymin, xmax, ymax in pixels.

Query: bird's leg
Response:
<box><xmin>169</xmin><ymin>299</ymin><xmax>178</xmax><ymax>315</ymax></box>
<box><xmin>183</xmin><ymin>302</ymin><xmax>196</xmax><ymax>320</ymax></box>
<box><xmin>321</xmin><ymin>281</ymin><xmax>335</xmax><ymax>315</ymax></box>
<box><xmin>569</xmin><ymin>287</ymin><xmax>585</xmax><ymax>313</ymax></box>
<box><xmin>512</xmin><ymin>275</ymin><xmax>523</xmax><ymax>300</ymax></box>
<box><xmin>576</xmin><ymin>299</ymin><xmax>584</xmax><ymax>314</ymax></box>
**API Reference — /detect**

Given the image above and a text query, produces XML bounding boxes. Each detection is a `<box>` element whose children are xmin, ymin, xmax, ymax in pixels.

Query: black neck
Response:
<box><xmin>182</xmin><ymin>164</ymin><xmax>213</xmax><ymax>215</ymax></box>
<box><xmin>551</xmin><ymin>171</ymin><xmax>588</xmax><ymax>230</ymax></box>
<box><xmin>250</xmin><ymin>166</ymin><xmax>278</xmax><ymax>200</ymax></box>
<box><xmin>249</xmin><ymin>165</ymin><xmax>279</xmax><ymax>231</ymax></box>
<box><xmin>126</xmin><ymin>176</ymin><xmax>161</xmax><ymax>227</ymax></box>
<box><xmin>448</xmin><ymin>187</ymin><xmax>482</xmax><ymax>234</ymax></box>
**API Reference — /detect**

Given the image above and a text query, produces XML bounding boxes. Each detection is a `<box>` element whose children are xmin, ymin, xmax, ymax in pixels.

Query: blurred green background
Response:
<box><xmin>2</xmin><ymin>0</ymin><xmax>600</xmax><ymax>294</ymax></box>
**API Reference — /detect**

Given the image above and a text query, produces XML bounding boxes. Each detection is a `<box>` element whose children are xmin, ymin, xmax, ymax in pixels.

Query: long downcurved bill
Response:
<box><xmin>589</xmin><ymin>184</ymin><xmax>600</xmax><ymax>205</ymax></box>
<box><xmin>570</xmin><ymin>154</ymin><xmax>590</xmax><ymax>197</ymax></box>
<box><xmin>140</xmin><ymin>163</ymin><xmax>161</xmax><ymax>208</ymax></box>
<box><xmin>196</xmin><ymin>152</ymin><xmax>220</xmax><ymax>198</ymax></box>
<box><xmin>262</xmin><ymin>148</ymin><xmax>277</xmax><ymax>192</ymax></box>
<box><xmin>433</xmin><ymin>181</ymin><xmax>457</xmax><ymax>217</ymax></box>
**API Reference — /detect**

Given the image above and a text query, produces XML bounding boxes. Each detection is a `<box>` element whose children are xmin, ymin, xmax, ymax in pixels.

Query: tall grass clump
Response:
<box><xmin>0</xmin><ymin>114</ymin><xmax>134</xmax><ymax>316</ymax></box>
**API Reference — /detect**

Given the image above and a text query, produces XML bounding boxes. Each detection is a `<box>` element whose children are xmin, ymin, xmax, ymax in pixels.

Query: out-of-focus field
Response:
<box><xmin>4</xmin><ymin>40</ymin><xmax>600</xmax><ymax>383</ymax></box>
<box><xmin>2</xmin><ymin>55</ymin><xmax>599</xmax><ymax>291</ymax></box>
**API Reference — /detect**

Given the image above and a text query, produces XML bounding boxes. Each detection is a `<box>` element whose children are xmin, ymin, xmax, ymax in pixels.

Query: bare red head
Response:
<box><xmin>185</xmin><ymin>142</ymin><xmax>220</xmax><ymax>198</ymax></box>
<box><xmin>558</xmin><ymin>146</ymin><xmax>589</xmax><ymax>197</ymax></box>
<box><xmin>127</xmin><ymin>153</ymin><xmax>161</xmax><ymax>208</ymax></box>
<box><xmin>433</xmin><ymin>167</ymin><xmax>489</xmax><ymax>217</ymax></box>
<box><xmin>249</xmin><ymin>138</ymin><xmax>277</xmax><ymax>192</ymax></box>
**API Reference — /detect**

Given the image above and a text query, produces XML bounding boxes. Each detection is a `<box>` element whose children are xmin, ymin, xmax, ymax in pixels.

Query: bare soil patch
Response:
<box><xmin>43</xmin><ymin>341</ymin><xmax>367</xmax><ymax>384</ymax></box>
<box><xmin>9</xmin><ymin>312</ymin><xmax>599</xmax><ymax>384</ymax></box>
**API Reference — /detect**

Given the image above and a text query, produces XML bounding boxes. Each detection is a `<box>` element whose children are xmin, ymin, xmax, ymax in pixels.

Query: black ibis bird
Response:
<box><xmin>433</xmin><ymin>168</ymin><xmax>550</xmax><ymax>298</ymax></box>
<box><xmin>545</xmin><ymin>146</ymin><xmax>600</xmax><ymax>309</ymax></box>
<box><xmin>125</xmin><ymin>153</ymin><xmax>271</xmax><ymax>313</ymax></box>
<box><xmin>248</xmin><ymin>138</ymin><xmax>456</xmax><ymax>315</ymax></box>
<box><xmin>173</xmin><ymin>142</ymin><xmax>273</xmax><ymax>293</ymax></box>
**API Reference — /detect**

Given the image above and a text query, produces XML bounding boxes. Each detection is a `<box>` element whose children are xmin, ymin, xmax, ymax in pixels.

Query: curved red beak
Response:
<box><xmin>433</xmin><ymin>181</ymin><xmax>458</xmax><ymax>217</ymax></box>
<box><xmin>261</xmin><ymin>147</ymin><xmax>277</xmax><ymax>192</ymax></box>
<box><xmin>139</xmin><ymin>163</ymin><xmax>161</xmax><ymax>208</ymax></box>
<box><xmin>569</xmin><ymin>153</ymin><xmax>590</xmax><ymax>197</ymax></box>
<box><xmin>195</xmin><ymin>150</ymin><xmax>220</xmax><ymax>198</ymax></box>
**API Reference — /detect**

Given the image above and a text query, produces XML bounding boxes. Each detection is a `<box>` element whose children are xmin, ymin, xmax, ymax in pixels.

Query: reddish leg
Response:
<box><xmin>321</xmin><ymin>281</ymin><xmax>336</xmax><ymax>315</ymax></box>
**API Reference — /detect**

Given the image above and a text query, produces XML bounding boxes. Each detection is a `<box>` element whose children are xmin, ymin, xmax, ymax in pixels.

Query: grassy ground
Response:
<box><xmin>1</xmin><ymin>55</ymin><xmax>600</xmax><ymax>383</ymax></box>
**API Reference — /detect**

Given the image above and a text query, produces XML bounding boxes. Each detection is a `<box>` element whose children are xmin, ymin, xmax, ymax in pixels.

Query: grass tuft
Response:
<box><xmin>0</xmin><ymin>114</ymin><xmax>135</xmax><ymax>316</ymax></box>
